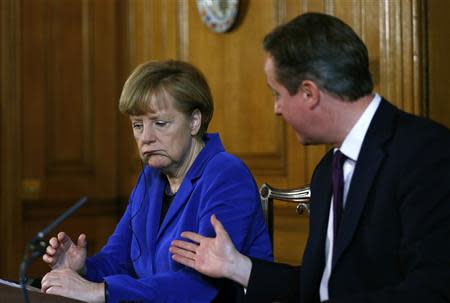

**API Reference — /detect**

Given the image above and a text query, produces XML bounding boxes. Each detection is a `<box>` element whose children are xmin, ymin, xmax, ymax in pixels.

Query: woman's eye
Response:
<box><xmin>155</xmin><ymin>121</ymin><xmax>168</xmax><ymax>127</ymax></box>
<box><xmin>132</xmin><ymin>122</ymin><xmax>143</xmax><ymax>130</ymax></box>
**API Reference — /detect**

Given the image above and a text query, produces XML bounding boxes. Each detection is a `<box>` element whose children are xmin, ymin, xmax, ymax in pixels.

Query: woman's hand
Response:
<box><xmin>42</xmin><ymin>232</ymin><xmax>87</xmax><ymax>274</ymax></box>
<box><xmin>170</xmin><ymin>214</ymin><xmax>252</xmax><ymax>287</ymax></box>
<box><xmin>41</xmin><ymin>268</ymin><xmax>104</xmax><ymax>303</ymax></box>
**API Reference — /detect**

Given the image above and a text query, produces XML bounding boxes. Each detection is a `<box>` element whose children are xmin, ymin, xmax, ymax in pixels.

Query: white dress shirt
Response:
<box><xmin>319</xmin><ymin>94</ymin><xmax>381</xmax><ymax>301</ymax></box>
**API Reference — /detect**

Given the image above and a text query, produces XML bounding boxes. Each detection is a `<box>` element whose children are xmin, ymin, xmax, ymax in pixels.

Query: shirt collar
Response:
<box><xmin>339</xmin><ymin>93</ymin><xmax>381</xmax><ymax>161</ymax></box>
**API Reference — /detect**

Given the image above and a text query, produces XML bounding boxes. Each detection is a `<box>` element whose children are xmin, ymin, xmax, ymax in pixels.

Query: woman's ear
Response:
<box><xmin>190</xmin><ymin>109</ymin><xmax>202</xmax><ymax>136</ymax></box>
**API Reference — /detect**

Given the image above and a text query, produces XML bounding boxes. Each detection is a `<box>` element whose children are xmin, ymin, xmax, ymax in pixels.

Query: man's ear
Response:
<box><xmin>299</xmin><ymin>80</ymin><xmax>320</xmax><ymax>109</ymax></box>
<box><xmin>190</xmin><ymin>109</ymin><xmax>202</xmax><ymax>136</ymax></box>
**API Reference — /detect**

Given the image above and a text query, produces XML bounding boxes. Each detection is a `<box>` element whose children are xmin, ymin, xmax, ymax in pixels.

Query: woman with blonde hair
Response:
<box><xmin>41</xmin><ymin>60</ymin><xmax>272</xmax><ymax>303</ymax></box>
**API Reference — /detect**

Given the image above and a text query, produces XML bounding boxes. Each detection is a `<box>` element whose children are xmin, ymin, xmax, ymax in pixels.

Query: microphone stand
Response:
<box><xmin>19</xmin><ymin>196</ymin><xmax>88</xmax><ymax>303</ymax></box>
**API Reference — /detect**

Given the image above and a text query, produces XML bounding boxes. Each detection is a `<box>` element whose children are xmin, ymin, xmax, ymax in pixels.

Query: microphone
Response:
<box><xmin>19</xmin><ymin>196</ymin><xmax>88</xmax><ymax>303</ymax></box>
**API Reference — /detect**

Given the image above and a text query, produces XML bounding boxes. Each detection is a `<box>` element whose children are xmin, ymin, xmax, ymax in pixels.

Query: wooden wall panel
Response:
<box><xmin>1</xmin><ymin>0</ymin><xmax>23</xmax><ymax>280</ymax></box>
<box><xmin>20</xmin><ymin>0</ymin><xmax>122</xmax><ymax>274</ymax></box>
<box><xmin>187</xmin><ymin>1</ymin><xmax>288</xmax><ymax>177</ymax></box>
<box><xmin>21</xmin><ymin>0</ymin><xmax>119</xmax><ymax>200</ymax></box>
<box><xmin>329</xmin><ymin>0</ymin><xmax>423</xmax><ymax>114</ymax></box>
<box><xmin>2</xmin><ymin>0</ymin><xmax>444</xmax><ymax>278</ymax></box>
<box><xmin>427</xmin><ymin>0</ymin><xmax>450</xmax><ymax>128</ymax></box>
<box><xmin>378</xmin><ymin>0</ymin><xmax>422</xmax><ymax>114</ymax></box>
<box><xmin>1</xmin><ymin>0</ymin><xmax>5</xmax><ymax>278</ymax></box>
<box><xmin>0</xmin><ymin>0</ymin><xmax>124</xmax><ymax>280</ymax></box>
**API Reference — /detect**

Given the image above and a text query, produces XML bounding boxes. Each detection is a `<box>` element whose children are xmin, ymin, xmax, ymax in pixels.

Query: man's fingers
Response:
<box><xmin>171</xmin><ymin>240</ymin><xmax>198</xmax><ymax>252</ymax></box>
<box><xmin>180</xmin><ymin>231</ymin><xmax>205</xmax><ymax>243</ymax></box>
<box><xmin>171</xmin><ymin>253</ymin><xmax>196</xmax><ymax>268</ymax></box>
<box><xmin>169</xmin><ymin>243</ymin><xmax>197</xmax><ymax>259</ymax></box>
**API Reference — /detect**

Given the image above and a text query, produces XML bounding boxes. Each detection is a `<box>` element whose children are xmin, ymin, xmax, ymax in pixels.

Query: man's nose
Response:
<box><xmin>274</xmin><ymin>100</ymin><xmax>282</xmax><ymax>116</ymax></box>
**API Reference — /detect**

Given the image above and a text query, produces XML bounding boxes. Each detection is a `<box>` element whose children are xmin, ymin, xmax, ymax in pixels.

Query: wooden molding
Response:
<box><xmin>22</xmin><ymin>197</ymin><xmax>123</xmax><ymax>221</ymax></box>
<box><xmin>0</xmin><ymin>0</ymin><xmax>23</xmax><ymax>280</ymax></box>
<box><xmin>45</xmin><ymin>1</ymin><xmax>95</xmax><ymax>176</ymax></box>
<box><xmin>177</xmin><ymin>0</ymin><xmax>189</xmax><ymax>60</ymax></box>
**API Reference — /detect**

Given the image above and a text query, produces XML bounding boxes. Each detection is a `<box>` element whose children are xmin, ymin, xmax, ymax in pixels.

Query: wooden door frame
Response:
<box><xmin>1</xmin><ymin>0</ymin><xmax>23</xmax><ymax>280</ymax></box>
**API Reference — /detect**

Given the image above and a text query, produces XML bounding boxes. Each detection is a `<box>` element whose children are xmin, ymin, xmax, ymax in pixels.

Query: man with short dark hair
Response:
<box><xmin>170</xmin><ymin>12</ymin><xmax>450</xmax><ymax>303</ymax></box>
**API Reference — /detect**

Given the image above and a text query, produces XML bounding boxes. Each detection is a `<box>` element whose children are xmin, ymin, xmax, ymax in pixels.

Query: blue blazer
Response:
<box><xmin>246</xmin><ymin>99</ymin><xmax>450</xmax><ymax>303</ymax></box>
<box><xmin>85</xmin><ymin>134</ymin><xmax>272</xmax><ymax>302</ymax></box>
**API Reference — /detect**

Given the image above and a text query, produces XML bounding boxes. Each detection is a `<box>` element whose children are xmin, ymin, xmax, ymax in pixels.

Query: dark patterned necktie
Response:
<box><xmin>332</xmin><ymin>150</ymin><xmax>347</xmax><ymax>243</ymax></box>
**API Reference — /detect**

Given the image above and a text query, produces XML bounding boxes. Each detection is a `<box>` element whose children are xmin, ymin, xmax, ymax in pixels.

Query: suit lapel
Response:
<box><xmin>300</xmin><ymin>150</ymin><xmax>333</xmax><ymax>302</ymax></box>
<box><xmin>332</xmin><ymin>99</ymin><xmax>397</xmax><ymax>268</ymax></box>
<box><xmin>332</xmin><ymin>141</ymin><xmax>384</xmax><ymax>268</ymax></box>
<box><xmin>310</xmin><ymin>151</ymin><xmax>334</xmax><ymax>251</ymax></box>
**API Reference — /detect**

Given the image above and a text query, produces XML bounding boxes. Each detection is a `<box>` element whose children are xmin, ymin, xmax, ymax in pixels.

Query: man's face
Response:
<box><xmin>264</xmin><ymin>56</ymin><xmax>315</xmax><ymax>144</ymax></box>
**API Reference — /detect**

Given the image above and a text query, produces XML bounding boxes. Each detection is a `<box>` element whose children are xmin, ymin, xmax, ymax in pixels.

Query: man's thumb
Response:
<box><xmin>211</xmin><ymin>214</ymin><xmax>227</xmax><ymax>237</ymax></box>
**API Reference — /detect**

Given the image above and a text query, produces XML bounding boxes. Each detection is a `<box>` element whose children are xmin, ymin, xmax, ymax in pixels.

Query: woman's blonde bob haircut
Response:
<box><xmin>119</xmin><ymin>60</ymin><xmax>214</xmax><ymax>138</ymax></box>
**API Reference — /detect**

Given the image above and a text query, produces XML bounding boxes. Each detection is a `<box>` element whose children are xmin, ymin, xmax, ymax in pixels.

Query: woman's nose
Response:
<box><xmin>142</xmin><ymin>125</ymin><xmax>156</xmax><ymax>142</ymax></box>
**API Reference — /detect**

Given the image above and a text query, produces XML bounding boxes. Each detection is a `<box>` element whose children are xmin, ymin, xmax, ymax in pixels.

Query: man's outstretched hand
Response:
<box><xmin>170</xmin><ymin>214</ymin><xmax>252</xmax><ymax>287</ymax></box>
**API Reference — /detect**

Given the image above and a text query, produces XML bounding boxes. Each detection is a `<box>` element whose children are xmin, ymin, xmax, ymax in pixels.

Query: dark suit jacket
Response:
<box><xmin>245</xmin><ymin>99</ymin><xmax>450</xmax><ymax>303</ymax></box>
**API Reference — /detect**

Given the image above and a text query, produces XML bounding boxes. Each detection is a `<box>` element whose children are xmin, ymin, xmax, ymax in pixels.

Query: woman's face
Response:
<box><xmin>129</xmin><ymin>95</ymin><xmax>201</xmax><ymax>176</ymax></box>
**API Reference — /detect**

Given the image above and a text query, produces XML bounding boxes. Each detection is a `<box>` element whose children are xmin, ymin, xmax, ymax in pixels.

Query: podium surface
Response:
<box><xmin>0</xmin><ymin>282</ymin><xmax>82</xmax><ymax>303</ymax></box>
